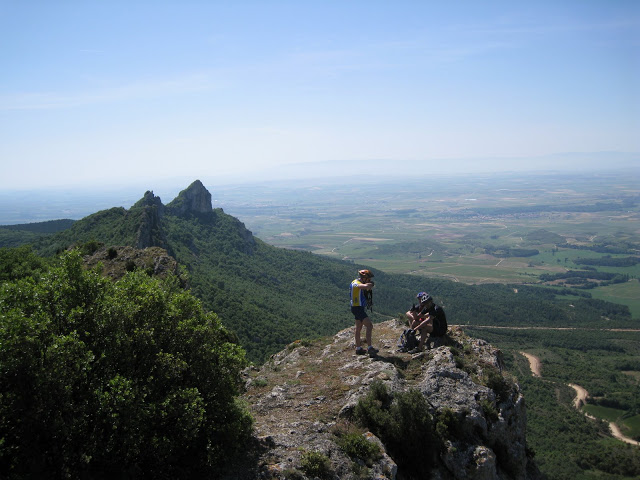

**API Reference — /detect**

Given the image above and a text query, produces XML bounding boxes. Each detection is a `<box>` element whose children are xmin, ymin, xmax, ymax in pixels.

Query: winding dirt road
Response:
<box><xmin>568</xmin><ymin>383</ymin><xmax>589</xmax><ymax>409</ymax></box>
<box><xmin>519</xmin><ymin>352</ymin><xmax>541</xmax><ymax>377</ymax></box>
<box><xmin>520</xmin><ymin>352</ymin><xmax>639</xmax><ymax>446</ymax></box>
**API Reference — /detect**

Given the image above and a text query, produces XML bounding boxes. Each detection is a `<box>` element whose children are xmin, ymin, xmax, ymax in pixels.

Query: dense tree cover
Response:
<box><xmin>539</xmin><ymin>270</ymin><xmax>630</xmax><ymax>289</ymax></box>
<box><xmin>520</xmin><ymin>373</ymin><xmax>640</xmax><ymax>479</ymax></box>
<box><xmin>0</xmin><ymin>245</ymin><xmax>49</xmax><ymax>281</ymax></box>
<box><xmin>33</xmin><ymin>207</ymin><xmax>153</xmax><ymax>257</ymax></box>
<box><xmin>540</xmin><ymin>270</ymin><xmax>627</xmax><ymax>282</ymax></box>
<box><xmin>164</xmin><ymin>210</ymin><xmax>357</xmax><ymax>362</ymax></box>
<box><xmin>525</xmin><ymin>229</ymin><xmax>565</xmax><ymax>244</ymax></box>
<box><xmin>0</xmin><ymin>251</ymin><xmax>252</xmax><ymax>478</ymax></box>
<box><xmin>449</xmin><ymin>201</ymin><xmax>626</xmax><ymax>219</ymax></box>
<box><xmin>0</xmin><ymin>219</ymin><xmax>75</xmax><ymax>234</ymax></box>
<box><xmin>470</xmin><ymin>329</ymin><xmax>640</xmax><ymax>478</ymax></box>
<box><xmin>483</xmin><ymin>245</ymin><xmax>539</xmax><ymax>257</ymax></box>
<box><xmin>574</xmin><ymin>255</ymin><xmax>640</xmax><ymax>267</ymax></box>
<box><xmin>558</xmin><ymin>241</ymin><xmax>640</xmax><ymax>255</ymax></box>
<box><xmin>0</xmin><ymin>227</ymin><xmax>44</xmax><ymax>248</ymax></box>
<box><xmin>0</xmin><ymin>220</ymin><xmax>76</xmax><ymax>249</ymax></box>
<box><xmin>375</xmin><ymin>238</ymin><xmax>446</xmax><ymax>256</ymax></box>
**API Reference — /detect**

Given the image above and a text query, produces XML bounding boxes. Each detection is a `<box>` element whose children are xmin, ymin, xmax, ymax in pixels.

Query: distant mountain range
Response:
<box><xmin>236</xmin><ymin>151</ymin><xmax>640</xmax><ymax>183</ymax></box>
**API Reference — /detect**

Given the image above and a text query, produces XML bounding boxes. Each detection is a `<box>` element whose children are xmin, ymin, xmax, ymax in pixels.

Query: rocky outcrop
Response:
<box><xmin>166</xmin><ymin>179</ymin><xmax>213</xmax><ymax>216</ymax></box>
<box><xmin>418</xmin><ymin>345</ymin><xmax>529</xmax><ymax>479</ymax></box>
<box><xmin>133</xmin><ymin>191</ymin><xmax>167</xmax><ymax>249</ymax></box>
<box><xmin>229</xmin><ymin>320</ymin><xmax>541</xmax><ymax>480</ymax></box>
<box><xmin>83</xmin><ymin>245</ymin><xmax>182</xmax><ymax>282</ymax></box>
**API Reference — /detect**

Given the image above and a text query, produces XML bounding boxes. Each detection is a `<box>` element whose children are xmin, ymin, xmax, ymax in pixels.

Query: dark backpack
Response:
<box><xmin>398</xmin><ymin>329</ymin><xmax>419</xmax><ymax>352</ymax></box>
<box><xmin>430</xmin><ymin>306</ymin><xmax>448</xmax><ymax>337</ymax></box>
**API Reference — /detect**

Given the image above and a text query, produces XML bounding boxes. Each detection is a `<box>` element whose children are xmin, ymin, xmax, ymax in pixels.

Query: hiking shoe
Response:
<box><xmin>368</xmin><ymin>346</ymin><xmax>379</xmax><ymax>358</ymax></box>
<box><xmin>356</xmin><ymin>346</ymin><xmax>366</xmax><ymax>355</ymax></box>
<box><xmin>409</xmin><ymin>346</ymin><xmax>424</xmax><ymax>354</ymax></box>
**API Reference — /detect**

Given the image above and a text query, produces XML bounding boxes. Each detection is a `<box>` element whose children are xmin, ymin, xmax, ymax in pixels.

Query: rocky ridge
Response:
<box><xmin>229</xmin><ymin>319</ymin><xmax>541</xmax><ymax>480</ymax></box>
<box><xmin>82</xmin><ymin>245</ymin><xmax>181</xmax><ymax>281</ymax></box>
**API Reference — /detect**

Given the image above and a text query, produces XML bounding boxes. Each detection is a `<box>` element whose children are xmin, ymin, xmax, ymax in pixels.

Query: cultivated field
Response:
<box><xmin>219</xmin><ymin>171</ymin><xmax>640</xmax><ymax>316</ymax></box>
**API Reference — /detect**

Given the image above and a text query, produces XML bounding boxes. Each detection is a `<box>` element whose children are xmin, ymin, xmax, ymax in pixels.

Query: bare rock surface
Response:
<box><xmin>223</xmin><ymin>319</ymin><xmax>541</xmax><ymax>480</ymax></box>
<box><xmin>83</xmin><ymin>245</ymin><xmax>180</xmax><ymax>281</ymax></box>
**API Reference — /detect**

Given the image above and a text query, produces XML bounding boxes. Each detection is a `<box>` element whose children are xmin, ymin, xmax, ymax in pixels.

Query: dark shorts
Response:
<box><xmin>351</xmin><ymin>306</ymin><xmax>368</xmax><ymax>321</ymax></box>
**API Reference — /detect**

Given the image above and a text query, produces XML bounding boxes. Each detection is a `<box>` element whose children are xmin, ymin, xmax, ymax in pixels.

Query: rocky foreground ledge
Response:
<box><xmin>222</xmin><ymin>319</ymin><xmax>542</xmax><ymax>480</ymax></box>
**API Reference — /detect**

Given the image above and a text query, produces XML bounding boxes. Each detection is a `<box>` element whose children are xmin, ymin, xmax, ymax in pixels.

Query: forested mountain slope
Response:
<box><xmin>8</xmin><ymin>180</ymin><xmax>634</xmax><ymax>362</ymax></box>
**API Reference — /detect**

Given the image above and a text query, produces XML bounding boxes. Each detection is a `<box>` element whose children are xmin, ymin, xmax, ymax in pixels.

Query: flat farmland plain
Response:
<box><xmin>218</xmin><ymin>171</ymin><xmax>640</xmax><ymax>316</ymax></box>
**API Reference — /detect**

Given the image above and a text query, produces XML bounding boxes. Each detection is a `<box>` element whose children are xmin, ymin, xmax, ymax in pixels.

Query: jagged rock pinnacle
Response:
<box><xmin>167</xmin><ymin>180</ymin><xmax>213</xmax><ymax>215</ymax></box>
<box><xmin>133</xmin><ymin>190</ymin><xmax>164</xmax><ymax>211</ymax></box>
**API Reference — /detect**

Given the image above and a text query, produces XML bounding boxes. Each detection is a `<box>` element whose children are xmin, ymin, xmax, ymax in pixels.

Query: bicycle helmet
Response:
<box><xmin>358</xmin><ymin>269</ymin><xmax>374</xmax><ymax>278</ymax></box>
<box><xmin>417</xmin><ymin>292</ymin><xmax>431</xmax><ymax>304</ymax></box>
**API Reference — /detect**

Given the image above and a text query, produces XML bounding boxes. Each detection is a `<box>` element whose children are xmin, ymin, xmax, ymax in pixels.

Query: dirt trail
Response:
<box><xmin>520</xmin><ymin>353</ymin><xmax>639</xmax><ymax>446</ymax></box>
<box><xmin>610</xmin><ymin>423</ymin><xmax>640</xmax><ymax>446</ymax></box>
<box><xmin>520</xmin><ymin>351</ymin><xmax>541</xmax><ymax>377</ymax></box>
<box><xmin>568</xmin><ymin>383</ymin><xmax>588</xmax><ymax>409</ymax></box>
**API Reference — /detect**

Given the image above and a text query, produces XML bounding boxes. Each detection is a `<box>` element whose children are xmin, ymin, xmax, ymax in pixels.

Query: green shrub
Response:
<box><xmin>435</xmin><ymin>407</ymin><xmax>461</xmax><ymax>440</ymax></box>
<box><xmin>300</xmin><ymin>450</ymin><xmax>332</xmax><ymax>479</ymax></box>
<box><xmin>482</xmin><ymin>365</ymin><xmax>512</xmax><ymax>403</ymax></box>
<box><xmin>335</xmin><ymin>429</ymin><xmax>381</xmax><ymax>466</ymax></box>
<box><xmin>450</xmin><ymin>347</ymin><xmax>477</xmax><ymax>375</ymax></box>
<box><xmin>480</xmin><ymin>398</ymin><xmax>500</xmax><ymax>422</ymax></box>
<box><xmin>354</xmin><ymin>380</ymin><xmax>437</xmax><ymax>478</ymax></box>
<box><xmin>0</xmin><ymin>250</ymin><xmax>252</xmax><ymax>478</ymax></box>
<box><xmin>78</xmin><ymin>239</ymin><xmax>103</xmax><ymax>256</ymax></box>
<box><xmin>0</xmin><ymin>245</ymin><xmax>48</xmax><ymax>281</ymax></box>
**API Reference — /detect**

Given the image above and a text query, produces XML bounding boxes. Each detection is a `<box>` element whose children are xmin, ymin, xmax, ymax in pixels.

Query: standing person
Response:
<box><xmin>350</xmin><ymin>269</ymin><xmax>378</xmax><ymax>357</ymax></box>
<box><xmin>405</xmin><ymin>292</ymin><xmax>447</xmax><ymax>353</ymax></box>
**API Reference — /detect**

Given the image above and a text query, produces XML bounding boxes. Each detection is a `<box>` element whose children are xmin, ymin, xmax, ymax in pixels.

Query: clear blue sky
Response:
<box><xmin>1</xmin><ymin>0</ymin><xmax>638</xmax><ymax>189</ymax></box>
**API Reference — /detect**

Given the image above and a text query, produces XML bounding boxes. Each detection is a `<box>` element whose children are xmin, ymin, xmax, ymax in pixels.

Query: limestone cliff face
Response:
<box><xmin>166</xmin><ymin>179</ymin><xmax>213</xmax><ymax>216</ymax></box>
<box><xmin>230</xmin><ymin>320</ymin><xmax>541</xmax><ymax>480</ymax></box>
<box><xmin>133</xmin><ymin>191</ymin><xmax>166</xmax><ymax>249</ymax></box>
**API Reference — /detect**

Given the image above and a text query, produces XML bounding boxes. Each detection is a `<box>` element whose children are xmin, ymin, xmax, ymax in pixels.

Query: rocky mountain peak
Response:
<box><xmin>229</xmin><ymin>320</ymin><xmax>541</xmax><ymax>480</ymax></box>
<box><xmin>167</xmin><ymin>179</ymin><xmax>212</xmax><ymax>215</ymax></box>
<box><xmin>130</xmin><ymin>190</ymin><xmax>167</xmax><ymax>249</ymax></box>
<box><xmin>133</xmin><ymin>190</ymin><xmax>164</xmax><ymax>211</ymax></box>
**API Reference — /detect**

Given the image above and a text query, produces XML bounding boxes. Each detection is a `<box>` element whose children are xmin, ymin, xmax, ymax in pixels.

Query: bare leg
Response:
<box><xmin>406</xmin><ymin>311</ymin><xmax>417</xmax><ymax>327</ymax></box>
<box><xmin>355</xmin><ymin>320</ymin><xmax>363</xmax><ymax>348</ymax></box>
<box><xmin>417</xmin><ymin>320</ymin><xmax>434</xmax><ymax>348</ymax></box>
<box><xmin>363</xmin><ymin>317</ymin><xmax>373</xmax><ymax>346</ymax></box>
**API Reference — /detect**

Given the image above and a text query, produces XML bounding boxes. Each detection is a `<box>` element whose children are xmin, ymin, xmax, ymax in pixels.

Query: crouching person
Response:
<box><xmin>405</xmin><ymin>292</ymin><xmax>447</xmax><ymax>353</ymax></box>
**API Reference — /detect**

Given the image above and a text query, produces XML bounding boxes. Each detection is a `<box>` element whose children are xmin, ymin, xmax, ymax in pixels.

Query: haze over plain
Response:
<box><xmin>0</xmin><ymin>0</ymin><xmax>638</xmax><ymax>190</ymax></box>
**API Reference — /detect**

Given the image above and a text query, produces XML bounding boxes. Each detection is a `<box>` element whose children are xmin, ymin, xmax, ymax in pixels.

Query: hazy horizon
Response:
<box><xmin>1</xmin><ymin>165</ymin><xmax>638</xmax><ymax>226</ymax></box>
<box><xmin>1</xmin><ymin>1</ymin><xmax>638</xmax><ymax>190</ymax></box>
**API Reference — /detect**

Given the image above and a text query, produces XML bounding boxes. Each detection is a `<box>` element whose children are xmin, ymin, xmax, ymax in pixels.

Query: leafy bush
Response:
<box><xmin>0</xmin><ymin>250</ymin><xmax>252</xmax><ymax>478</ymax></box>
<box><xmin>435</xmin><ymin>407</ymin><xmax>462</xmax><ymax>440</ymax></box>
<box><xmin>0</xmin><ymin>245</ymin><xmax>48</xmax><ymax>281</ymax></box>
<box><xmin>481</xmin><ymin>364</ymin><xmax>513</xmax><ymax>403</ymax></box>
<box><xmin>354</xmin><ymin>380</ymin><xmax>437</xmax><ymax>479</ymax></box>
<box><xmin>300</xmin><ymin>450</ymin><xmax>332</xmax><ymax>479</ymax></box>
<box><xmin>480</xmin><ymin>398</ymin><xmax>500</xmax><ymax>422</ymax></box>
<box><xmin>334</xmin><ymin>425</ymin><xmax>381</xmax><ymax>466</ymax></box>
<box><xmin>77</xmin><ymin>239</ymin><xmax>103</xmax><ymax>256</ymax></box>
